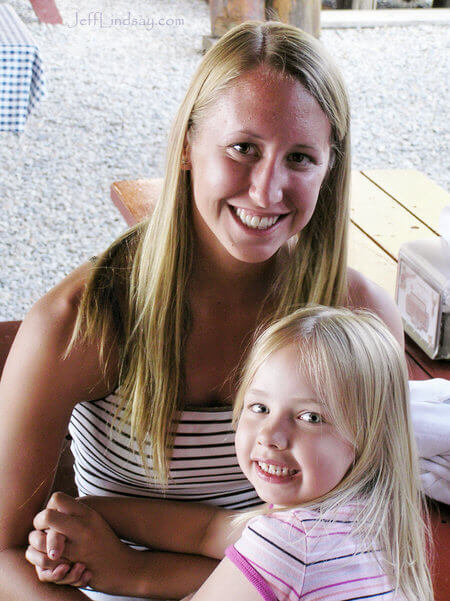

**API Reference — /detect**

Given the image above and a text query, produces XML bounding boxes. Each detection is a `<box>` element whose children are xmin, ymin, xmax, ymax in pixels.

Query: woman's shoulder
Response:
<box><xmin>28</xmin><ymin>261</ymin><xmax>92</xmax><ymax>335</ymax></box>
<box><xmin>19</xmin><ymin>261</ymin><xmax>119</xmax><ymax>401</ymax></box>
<box><xmin>346</xmin><ymin>267</ymin><xmax>404</xmax><ymax>347</ymax></box>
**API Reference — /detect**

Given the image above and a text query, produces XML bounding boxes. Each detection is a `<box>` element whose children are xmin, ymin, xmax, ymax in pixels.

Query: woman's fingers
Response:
<box><xmin>25</xmin><ymin>544</ymin><xmax>67</xmax><ymax>572</ymax></box>
<box><xmin>33</xmin><ymin>507</ymin><xmax>82</xmax><ymax>539</ymax></box>
<box><xmin>35</xmin><ymin>563</ymin><xmax>71</xmax><ymax>583</ymax></box>
<box><xmin>28</xmin><ymin>529</ymin><xmax>47</xmax><ymax>553</ymax></box>
<box><xmin>46</xmin><ymin>491</ymin><xmax>87</xmax><ymax>516</ymax></box>
<box><xmin>46</xmin><ymin>528</ymin><xmax>66</xmax><ymax>561</ymax></box>
<box><xmin>29</xmin><ymin>528</ymin><xmax>68</xmax><ymax>563</ymax></box>
<box><xmin>47</xmin><ymin>562</ymin><xmax>91</xmax><ymax>587</ymax></box>
<box><xmin>34</xmin><ymin>562</ymin><xmax>91</xmax><ymax>587</ymax></box>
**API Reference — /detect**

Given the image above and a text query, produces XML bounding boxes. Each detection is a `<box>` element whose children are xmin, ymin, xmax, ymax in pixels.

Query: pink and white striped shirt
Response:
<box><xmin>226</xmin><ymin>504</ymin><xmax>406</xmax><ymax>601</ymax></box>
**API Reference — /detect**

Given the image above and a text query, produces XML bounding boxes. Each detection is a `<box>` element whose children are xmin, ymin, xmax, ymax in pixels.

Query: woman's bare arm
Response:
<box><xmin>0</xmin><ymin>262</ymin><xmax>117</xmax><ymax>600</ymax></box>
<box><xmin>0</xmin><ymin>263</ymin><xmax>223</xmax><ymax>600</ymax></box>
<box><xmin>347</xmin><ymin>267</ymin><xmax>405</xmax><ymax>349</ymax></box>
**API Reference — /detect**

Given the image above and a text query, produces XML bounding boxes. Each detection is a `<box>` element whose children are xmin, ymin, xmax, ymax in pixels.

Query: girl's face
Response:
<box><xmin>186</xmin><ymin>66</ymin><xmax>332</xmax><ymax>269</ymax></box>
<box><xmin>235</xmin><ymin>344</ymin><xmax>354</xmax><ymax>507</ymax></box>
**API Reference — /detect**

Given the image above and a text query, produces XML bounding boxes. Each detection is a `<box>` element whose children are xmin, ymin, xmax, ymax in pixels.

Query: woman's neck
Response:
<box><xmin>191</xmin><ymin>244</ymin><xmax>279</xmax><ymax>303</ymax></box>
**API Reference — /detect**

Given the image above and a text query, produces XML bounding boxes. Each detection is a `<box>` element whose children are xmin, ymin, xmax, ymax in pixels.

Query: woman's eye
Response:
<box><xmin>231</xmin><ymin>143</ymin><xmax>256</xmax><ymax>156</ymax></box>
<box><xmin>249</xmin><ymin>403</ymin><xmax>269</xmax><ymax>414</ymax></box>
<box><xmin>289</xmin><ymin>152</ymin><xmax>311</xmax><ymax>165</ymax></box>
<box><xmin>299</xmin><ymin>412</ymin><xmax>323</xmax><ymax>424</ymax></box>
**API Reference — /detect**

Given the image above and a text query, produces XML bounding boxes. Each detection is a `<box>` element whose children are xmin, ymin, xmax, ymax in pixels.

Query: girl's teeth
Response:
<box><xmin>258</xmin><ymin>461</ymin><xmax>297</xmax><ymax>477</ymax></box>
<box><xmin>235</xmin><ymin>208</ymin><xmax>280</xmax><ymax>230</ymax></box>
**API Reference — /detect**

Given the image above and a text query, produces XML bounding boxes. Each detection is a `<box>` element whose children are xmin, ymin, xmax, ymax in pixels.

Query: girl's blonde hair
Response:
<box><xmin>72</xmin><ymin>21</ymin><xmax>351</xmax><ymax>482</ymax></box>
<box><xmin>233</xmin><ymin>305</ymin><xmax>433</xmax><ymax>601</ymax></box>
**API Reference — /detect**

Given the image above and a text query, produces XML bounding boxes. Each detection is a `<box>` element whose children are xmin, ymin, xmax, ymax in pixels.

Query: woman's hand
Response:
<box><xmin>26</xmin><ymin>527</ymin><xmax>92</xmax><ymax>587</ymax></box>
<box><xmin>27</xmin><ymin>492</ymin><xmax>138</xmax><ymax>595</ymax></box>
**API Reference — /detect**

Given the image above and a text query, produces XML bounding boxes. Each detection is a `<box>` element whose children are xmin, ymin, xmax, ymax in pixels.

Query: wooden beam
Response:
<box><xmin>266</xmin><ymin>0</ymin><xmax>321</xmax><ymax>37</ymax></box>
<box><xmin>209</xmin><ymin>0</ymin><xmax>265</xmax><ymax>37</ymax></box>
<box><xmin>336</xmin><ymin>0</ymin><xmax>377</xmax><ymax>8</ymax></box>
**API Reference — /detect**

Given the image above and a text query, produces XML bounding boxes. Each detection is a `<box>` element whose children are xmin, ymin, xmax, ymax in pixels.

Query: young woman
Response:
<box><xmin>27</xmin><ymin>307</ymin><xmax>433</xmax><ymax>600</ymax></box>
<box><xmin>0</xmin><ymin>21</ymin><xmax>403</xmax><ymax>601</ymax></box>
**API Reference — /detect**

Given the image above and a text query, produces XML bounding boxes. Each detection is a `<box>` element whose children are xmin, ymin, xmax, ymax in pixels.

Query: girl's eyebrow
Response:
<box><xmin>246</xmin><ymin>388</ymin><xmax>322</xmax><ymax>405</ymax></box>
<box><xmin>246</xmin><ymin>388</ymin><xmax>268</xmax><ymax>396</ymax></box>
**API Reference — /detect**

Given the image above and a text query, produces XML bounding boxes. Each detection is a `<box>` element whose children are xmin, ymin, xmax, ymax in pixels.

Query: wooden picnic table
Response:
<box><xmin>110</xmin><ymin>168</ymin><xmax>450</xmax><ymax>381</ymax></box>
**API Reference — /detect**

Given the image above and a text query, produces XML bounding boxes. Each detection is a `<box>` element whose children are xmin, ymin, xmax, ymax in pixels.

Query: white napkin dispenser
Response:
<box><xmin>396</xmin><ymin>206</ymin><xmax>450</xmax><ymax>360</ymax></box>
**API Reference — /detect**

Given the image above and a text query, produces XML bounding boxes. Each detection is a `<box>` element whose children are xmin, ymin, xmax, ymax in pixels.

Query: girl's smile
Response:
<box><xmin>235</xmin><ymin>344</ymin><xmax>355</xmax><ymax>507</ymax></box>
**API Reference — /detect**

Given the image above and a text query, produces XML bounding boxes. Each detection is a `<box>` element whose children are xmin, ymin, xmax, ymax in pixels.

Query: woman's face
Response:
<box><xmin>186</xmin><ymin>66</ymin><xmax>332</xmax><ymax>268</ymax></box>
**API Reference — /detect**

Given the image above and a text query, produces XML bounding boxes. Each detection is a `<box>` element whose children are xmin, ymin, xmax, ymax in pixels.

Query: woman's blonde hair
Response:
<box><xmin>72</xmin><ymin>21</ymin><xmax>351</xmax><ymax>482</ymax></box>
<box><xmin>233</xmin><ymin>305</ymin><xmax>433</xmax><ymax>601</ymax></box>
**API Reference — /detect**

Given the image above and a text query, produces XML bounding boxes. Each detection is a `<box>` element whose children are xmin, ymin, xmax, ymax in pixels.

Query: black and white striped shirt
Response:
<box><xmin>69</xmin><ymin>390</ymin><xmax>261</xmax><ymax>510</ymax></box>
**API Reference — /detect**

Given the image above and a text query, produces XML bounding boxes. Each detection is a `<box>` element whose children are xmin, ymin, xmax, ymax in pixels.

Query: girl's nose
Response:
<box><xmin>249</xmin><ymin>158</ymin><xmax>284</xmax><ymax>209</ymax></box>
<box><xmin>256</xmin><ymin>419</ymin><xmax>289</xmax><ymax>450</ymax></box>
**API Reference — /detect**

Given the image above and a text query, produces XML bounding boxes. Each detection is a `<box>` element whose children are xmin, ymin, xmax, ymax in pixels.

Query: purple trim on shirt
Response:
<box><xmin>301</xmin><ymin>573</ymin><xmax>384</xmax><ymax>598</ymax></box>
<box><xmin>225</xmin><ymin>546</ymin><xmax>278</xmax><ymax>601</ymax></box>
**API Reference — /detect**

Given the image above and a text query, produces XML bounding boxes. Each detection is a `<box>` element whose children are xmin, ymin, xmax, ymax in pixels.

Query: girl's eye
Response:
<box><xmin>249</xmin><ymin>403</ymin><xmax>269</xmax><ymax>414</ymax></box>
<box><xmin>299</xmin><ymin>412</ymin><xmax>324</xmax><ymax>424</ymax></box>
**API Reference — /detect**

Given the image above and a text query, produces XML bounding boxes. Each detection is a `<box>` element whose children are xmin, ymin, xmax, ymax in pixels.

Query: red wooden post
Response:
<box><xmin>29</xmin><ymin>0</ymin><xmax>63</xmax><ymax>24</ymax></box>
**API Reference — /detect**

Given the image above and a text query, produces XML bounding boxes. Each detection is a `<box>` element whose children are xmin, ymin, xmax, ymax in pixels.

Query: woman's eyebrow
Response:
<box><xmin>228</xmin><ymin>130</ymin><xmax>320</xmax><ymax>151</ymax></box>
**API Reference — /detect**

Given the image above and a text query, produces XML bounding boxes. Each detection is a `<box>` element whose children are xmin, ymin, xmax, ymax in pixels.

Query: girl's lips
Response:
<box><xmin>254</xmin><ymin>460</ymin><xmax>300</xmax><ymax>484</ymax></box>
<box><xmin>228</xmin><ymin>205</ymin><xmax>288</xmax><ymax>236</ymax></box>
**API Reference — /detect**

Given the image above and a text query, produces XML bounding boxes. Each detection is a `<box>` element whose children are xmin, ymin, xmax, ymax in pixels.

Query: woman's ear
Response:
<box><xmin>181</xmin><ymin>131</ymin><xmax>192</xmax><ymax>171</ymax></box>
<box><xmin>327</xmin><ymin>148</ymin><xmax>336</xmax><ymax>173</ymax></box>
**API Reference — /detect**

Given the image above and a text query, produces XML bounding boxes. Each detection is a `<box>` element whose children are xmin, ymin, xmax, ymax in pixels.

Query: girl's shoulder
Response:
<box><xmin>248</xmin><ymin>503</ymin><xmax>360</xmax><ymax>540</ymax></box>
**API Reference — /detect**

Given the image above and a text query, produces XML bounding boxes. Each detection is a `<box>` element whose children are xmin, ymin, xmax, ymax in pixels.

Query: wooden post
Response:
<box><xmin>209</xmin><ymin>0</ymin><xmax>265</xmax><ymax>37</ymax></box>
<box><xmin>336</xmin><ymin>0</ymin><xmax>377</xmax><ymax>8</ymax></box>
<box><xmin>265</xmin><ymin>0</ymin><xmax>321</xmax><ymax>38</ymax></box>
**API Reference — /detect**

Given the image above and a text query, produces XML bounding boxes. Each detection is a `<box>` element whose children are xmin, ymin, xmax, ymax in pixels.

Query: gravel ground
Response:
<box><xmin>0</xmin><ymin>0</ymin><xmax>449</xmax><ymax>320</ymax></box>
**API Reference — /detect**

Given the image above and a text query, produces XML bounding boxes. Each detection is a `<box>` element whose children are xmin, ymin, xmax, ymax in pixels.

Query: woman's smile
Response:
<box><xmin>186</xmin><ymin>65</ymin><xmax>332</xmax><ymax>268</ymax></box>
<box><xmin>228</xmin><ymin>204</ymin><xmax>290</xmax><ymax>235</ymax></box>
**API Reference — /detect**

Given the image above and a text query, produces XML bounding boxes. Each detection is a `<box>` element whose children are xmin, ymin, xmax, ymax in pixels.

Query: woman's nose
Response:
<box><xmin>257</xmin><ymin>419</ymin><xmax>289</xmax><ymax>450</ymax></box>
<box><xmin>249</xmin><ymin>158</ymin><xmax>284</xmax><ymax>208</ymax></box>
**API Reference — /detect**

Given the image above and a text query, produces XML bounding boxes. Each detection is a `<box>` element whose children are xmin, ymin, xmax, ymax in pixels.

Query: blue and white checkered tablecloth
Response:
<box><xmin>0</xmin><ymin>4</ymin><xmax>45</xmax><ymax>132</ymax></box>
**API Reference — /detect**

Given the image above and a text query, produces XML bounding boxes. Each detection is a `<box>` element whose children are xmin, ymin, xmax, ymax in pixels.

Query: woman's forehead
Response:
<box><xmin>195</xmin><ymin>66</ymin><xmax>331</xmax><ymax>146</ymax></box>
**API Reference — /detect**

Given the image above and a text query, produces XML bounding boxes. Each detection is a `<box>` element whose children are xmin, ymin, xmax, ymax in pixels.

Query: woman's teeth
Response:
<box><xmin>258</xmin><ymin>461</ymin><xmax>298</xmax><ymax>477</ymax></box>
<box><xmin>235</xmin><ymin>208</ymin><xmax>280</xmax><ymax>230</ymax></box>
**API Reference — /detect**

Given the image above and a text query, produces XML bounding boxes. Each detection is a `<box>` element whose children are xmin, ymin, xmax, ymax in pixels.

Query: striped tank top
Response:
<box><xmin>69</xmin><ymin>390</ymin><xmax>260</xmax><ymax>510</ymax></box>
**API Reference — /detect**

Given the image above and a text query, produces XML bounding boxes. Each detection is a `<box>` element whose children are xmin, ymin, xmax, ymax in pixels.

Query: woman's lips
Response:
<box><xmin>228</xmin><ymin>205</ymin><xmax>288</xmax><ymax>236</ymax></box>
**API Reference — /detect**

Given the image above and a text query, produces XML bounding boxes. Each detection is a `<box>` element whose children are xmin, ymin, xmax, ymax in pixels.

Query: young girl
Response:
<box><xmin>27</xmin><ymin>306</ymin><xmax>433</xmax><ymax>600</ymax></box>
